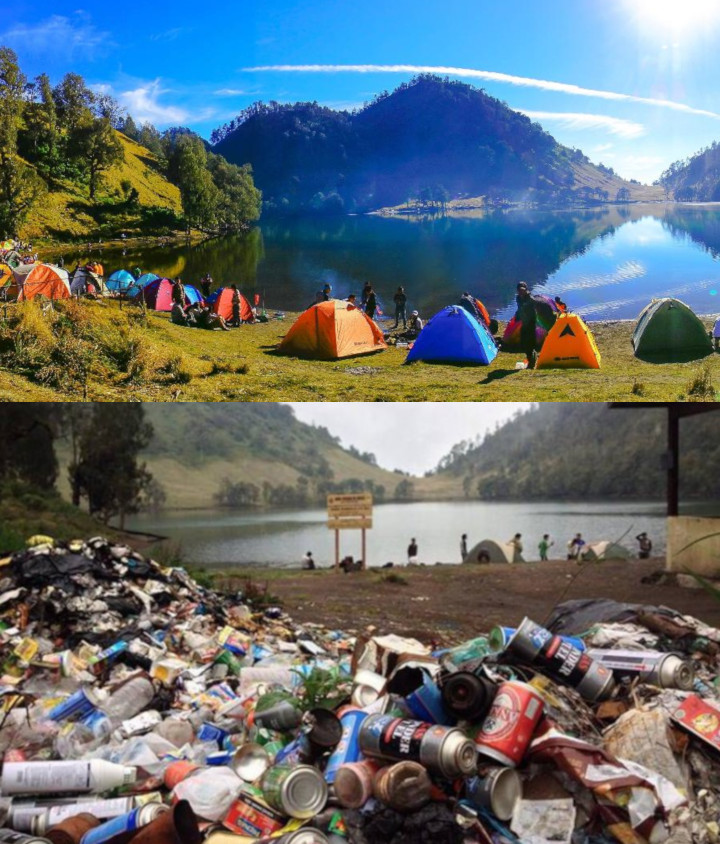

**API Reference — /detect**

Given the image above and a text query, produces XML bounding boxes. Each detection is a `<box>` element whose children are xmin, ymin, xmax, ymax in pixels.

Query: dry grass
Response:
<box><xmin>20</xmin><ymin>133</ymin><xmax>182</xmax><ymax>244</ymax></box>
<box><xmin>0</xmin><ymin>300</ymin><xmax>718</xmax><ymax>405</ymax></box>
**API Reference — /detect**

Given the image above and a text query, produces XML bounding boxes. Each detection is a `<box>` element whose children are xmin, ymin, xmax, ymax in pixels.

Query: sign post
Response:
<box><xmin>327</xmin><ymin>493</ymin><xmax>373</xmax><ymax>570</ymax></box>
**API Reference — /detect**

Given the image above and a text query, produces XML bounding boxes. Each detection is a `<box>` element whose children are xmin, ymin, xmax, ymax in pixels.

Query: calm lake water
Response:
<box><xmin>58</xmin><ymin>203</ymin><xmax>720</xmax><ymax>321</ymax></box>
<box><xmin>126</xmin><ymin>499</ymin><xmax>719</xmax><ymax>568</ymax></box>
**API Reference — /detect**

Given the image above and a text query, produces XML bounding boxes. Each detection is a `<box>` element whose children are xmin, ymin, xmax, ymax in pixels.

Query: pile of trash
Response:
<box><xmin>1</xmin><ymin>537</ymin><xmax>720</xmax><ymax>844</ymax></box>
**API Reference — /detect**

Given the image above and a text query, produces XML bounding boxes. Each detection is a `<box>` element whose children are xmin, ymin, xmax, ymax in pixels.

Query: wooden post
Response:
<box><xmin>362</xmin><ymin>528</ymin><xmax>367</xmax><ymax>570</ymax></box>
<box><xmin>668</xmin><ymin>407</ymin><xmax>679</xmax><ymax>518</ymax></box>
<box><xmin>335</xmin><ymin>529</ymin><xmax>340</xmax><ymax>570</ymax></box>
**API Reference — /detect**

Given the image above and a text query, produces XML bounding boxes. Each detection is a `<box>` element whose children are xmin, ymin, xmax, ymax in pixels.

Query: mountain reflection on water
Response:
<box><xmin>59</xmin><ymin>203</ymin><xmax>720</xmax><ymax>320</ymax></box>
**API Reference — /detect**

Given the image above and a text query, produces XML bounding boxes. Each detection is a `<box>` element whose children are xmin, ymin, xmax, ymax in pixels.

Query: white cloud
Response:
<box><xmin>286</xmin><ymin>403</ymin><xmax>532</xmax><ymax>474</ymax></box>
<box><xmin>520</xmin><ymin>111</ymin><xmax>646</xmax><ymax>139</ymax></box>
<box><xmin>214</xmin><ymin>88</ymin><xmax>251</xmax><ymax>97</ymax></box>
<box><xmin>118</xmin><ymin>80</ymin><xmax>188</xmax><ymax>126</ymax></box>
<box><xmin>150</xmin><ymin>27</ymin><xmax>186</xmax><ymax>42</ymax></box>
<box><xmin>2</xmin><ymin>13</ymin><xmax>109</xmax><ymax>56</ymax></box>
<box><xmin>244</xmin><ymin>64</ymin><xmax>720</xmax><ymax>119</ymax></box>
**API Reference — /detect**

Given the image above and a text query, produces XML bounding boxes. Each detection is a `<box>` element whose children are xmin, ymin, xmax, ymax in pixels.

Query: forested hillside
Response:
<box><xmin>213</xmin><ymin>75</ymin><xmax>656</xmax><ymax>214</ymax></box>
<box><xmin>433</xmin><ymin>404</ymin><xmax>719</xmax><ymax>501</ymax></box>
<box><xmin>0</xmin><ymin>47</ymin><xmax>260</xmax><ymax>241</ymax></box>
<box><xmin>658</xmin><ymin>142</ymin><xmax>720</xmax><ymax>201</ymax></box>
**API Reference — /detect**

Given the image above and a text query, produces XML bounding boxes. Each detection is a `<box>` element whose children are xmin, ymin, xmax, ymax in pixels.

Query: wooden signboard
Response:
<box><xmin>327</xmin><ymin>493</ymin><xmax>373</xmax><ymax>568</ymax></box>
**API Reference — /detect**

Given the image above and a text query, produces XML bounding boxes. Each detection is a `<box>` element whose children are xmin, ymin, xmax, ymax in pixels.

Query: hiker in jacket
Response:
<box><xmin>365</xmin><ymin>286</ymin><xmax>377</xmax><ymax>319</ymax></box>
<box><xmin>515</xmin><ymin>282</ymin><xmax>537</xmax><ymax>369</ymax></box>
<box><xmin>393</xmin><ymin>286</ymin><xmax>408</xmax><ymax>328</ymax></box>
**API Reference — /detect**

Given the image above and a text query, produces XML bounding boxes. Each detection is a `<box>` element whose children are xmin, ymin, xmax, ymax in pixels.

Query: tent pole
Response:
<box><xmin>668</xmin><ymin>407</ymin><xmax>679</xmax><ymax>517</ymax></box>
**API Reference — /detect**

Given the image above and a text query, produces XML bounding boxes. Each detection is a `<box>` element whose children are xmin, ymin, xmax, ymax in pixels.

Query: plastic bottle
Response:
<box><xmin>101</xmin><ymin>674</ymin><xmax>155</xmax><ymax>728</ymax></box>
<box><xmin>0</xmin><ymin>760</ymin><xmax>136</xmax><ymax>796</ymax></box>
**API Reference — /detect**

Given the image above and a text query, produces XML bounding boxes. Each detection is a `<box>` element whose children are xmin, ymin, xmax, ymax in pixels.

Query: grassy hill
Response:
<box><xmin>20</xmin><ymin>132</ymin><xmax>183</xmax><ymax>244</ymax></box>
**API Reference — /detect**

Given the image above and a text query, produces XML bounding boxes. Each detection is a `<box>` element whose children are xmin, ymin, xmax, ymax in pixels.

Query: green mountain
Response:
<box><xmin>659</xmin><ymin>142</ymin><xmax>720</xmax><ymax>201</ymax></box>
<box><xmin>212</xmin><ymin>75</ymin><xmax>659</xmax><ymax>214</ymax></box>
<box><xmin>140</xmin><ymin>403</ymin><xmax>414</xmax><ymax>509</ymax></box>
<box><xmin>432</xmin><ymin>403</ymin><xmax>720</xmax><ymax>502</ymax></box>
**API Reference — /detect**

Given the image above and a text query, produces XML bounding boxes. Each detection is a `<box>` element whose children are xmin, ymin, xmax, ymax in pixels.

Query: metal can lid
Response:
<box><xmin>137</xmin><ymin>803</ymin><xmax>169</xmax><ymax>825</ymax></box>
<box><xmin>231</xmin><ymin>743</ymin><xmax>271</xmax><ymax>782</ymax></box>
<box><xmin>279</xmin><ymin>766</ymin><xmax>329</xmax><ymax>819</ymax></box>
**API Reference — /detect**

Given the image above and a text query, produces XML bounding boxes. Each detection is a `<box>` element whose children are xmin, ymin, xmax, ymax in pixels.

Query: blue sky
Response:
<box><xmin>5</xmin><ymin>0</ymin><xmax>720</xmax><ymax>182</ymax></box>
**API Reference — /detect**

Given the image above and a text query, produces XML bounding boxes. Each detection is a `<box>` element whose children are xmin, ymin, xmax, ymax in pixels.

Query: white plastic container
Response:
<box><xmin>0</xmin><ymin>760</ymin><xmax>136</xmax><ymax>796</ymax></box>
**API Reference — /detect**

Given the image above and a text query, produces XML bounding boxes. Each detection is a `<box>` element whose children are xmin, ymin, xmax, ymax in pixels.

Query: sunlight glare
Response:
<box><xmin>630</xmin><ymin>0</ymin><xmax>720</xmax><ymax>33</ymax></box>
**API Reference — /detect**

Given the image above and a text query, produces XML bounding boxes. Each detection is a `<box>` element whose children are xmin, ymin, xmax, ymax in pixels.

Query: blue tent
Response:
<box><xmin>405</xmin><ymin>306</ymin><xmax>498</xmax><ymax>365</ymax></box>
<box><xmin>106</xmin><ymin>269</ymin><xmax>140</xmax><ymax>296</ymax></box>
<box><xmin>136</xmin><ymin>272</ymin><xmax>159</xmax><ymax>289</ymax></box>
<box><xmin>184</xmin><ymin>284</ymin><xmax>204</xmax><ymax>305</ymax></box>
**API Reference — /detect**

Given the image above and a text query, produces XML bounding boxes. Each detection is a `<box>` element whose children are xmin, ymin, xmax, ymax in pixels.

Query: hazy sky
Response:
<box><xmin>287</xmin><ymin>402</ymin><xmax>532</xmax><ymax>474</ymax></box>
<box><xmin>7</xmin><ymin>0</ymin><xmax>720</xmax><ymax>181</ymax></box>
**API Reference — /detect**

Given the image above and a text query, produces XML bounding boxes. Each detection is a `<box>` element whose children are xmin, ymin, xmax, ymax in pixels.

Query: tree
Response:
<box><xmin>206</xmin><ymin>152</ymin><xmax>261</xmax><ymax>229</ymax></box>
<box><xmin>53</xmin><ymin>73</ymin><xmax>95</xmax><ymax>133</ymax></box>
<box><xmin>0</xmin><ymin>404</ymin><xmax>59</xmax><ymax>489</ymax></box>
<box><xmin>119</xmin><ymin>114</ymin><xmax>139</xmax><ymax>141</ymax></box>
<box><xmin>77</xmin><ymin>117</ymin><xmax>124</xmax><ymax>199</ymax></box>
<box><xmin>173</xmin><ymin>134</ymin><xmax>219</xmax><ymax>231</ymax></box>
<box><xmin>72</xmin><ymin>405</ymin><xmax>154</xmax><ymax>528</ymax></box>
<box><xmin>395</xmin><ymin>478</ymin><xmax>415</xmax><ymax>500</ymax></box>
<box><xmin>616</xmin><ymin>187</ymin><xmax>631</xmax><ymax>202</ymax></box>
<box><xmin>0</xmin><ymin>48</ymin><xmax>45</xmax><ymax>235</ymax></box>
<box><xmin>20</xmin><ymin>73</ymin><xmax>60</xmax><ymax>178</ymax></box>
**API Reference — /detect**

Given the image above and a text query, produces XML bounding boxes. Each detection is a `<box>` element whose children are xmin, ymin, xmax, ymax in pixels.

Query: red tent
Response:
<box><xmin>211</xmin><ymin>287</ymin><xmax>254</xmax><ymax>322</ymax></box>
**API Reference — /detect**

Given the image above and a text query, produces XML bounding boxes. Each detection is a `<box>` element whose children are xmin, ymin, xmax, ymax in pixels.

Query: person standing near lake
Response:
<box><xmin>538</xmin><ymin>534</ymin><xmax>554</xmax><ymax>561</ymax></box>
<box><xmin>230</xmin><ymin>284</ymin><xmax>242</xmax><ymax>326</ymax></box>
<box><xmin>407</xmin><ymin>537</ymin><xmax>418</xmax><ymax>564</ymax></box>
<box><xmin>515</xmin><ymin>282</ymin><xmax>537</xmax><ymax>369</ymax></box>
<box><xmin>172</xmin><ymin>277</ymin><xmax>186</xmax><ymax>307</ymax></box>
<box><xmin>460</xmin><ymin>533</ymin><xmax>468</xmax><ymax>560</ymax></box>
<box><xmin>393</xmin><ymin>286</ymin><xmax>408</xmax><ymax>329</ymax></box>
<box><xmin>636</xmin><ymin>532</ymin><xmax>653</xmax><ymax>559</ymax></box>
<box><xmin>508</xmin><ymin>533</ymin><xmax>523</xmax><ymax>560</ymax></box>
<box><xmin>362</xmin><ymin>281</ymin><xmax>372</xmax><ymax>307</ymax></box>
<box><xmin>200</xmin><ymin>274</ymin><xmax>212</xmax><ymax>299</ymax></box>
<box><xmin>365</xmin><ymin>286</ymin><xmax>377</xmax><ymax>319</ymax></box>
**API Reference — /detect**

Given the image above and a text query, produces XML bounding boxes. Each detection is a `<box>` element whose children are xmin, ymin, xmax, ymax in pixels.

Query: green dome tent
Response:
<box><xmin>632</xmin><ymin>298</ymin><xmax>712</xmax><ymax>361</ymax></box>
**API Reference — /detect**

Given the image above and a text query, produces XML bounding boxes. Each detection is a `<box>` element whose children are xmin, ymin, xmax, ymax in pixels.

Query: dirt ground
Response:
<box><xmin>223</xmin><ymin>558</ymin><xmax>720</xmax><ymax>645</ymax></box>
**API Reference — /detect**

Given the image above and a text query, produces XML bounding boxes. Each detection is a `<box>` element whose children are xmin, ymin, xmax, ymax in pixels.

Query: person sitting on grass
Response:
<box><xmin>171</xmin><ymin>301</ymin><xmax>187</xmax><ymax>326</ymax></box>
<box><xmin>186</xmin><ymin>303</ymin><xmax>230</xmax><ymax>331</ymax></box>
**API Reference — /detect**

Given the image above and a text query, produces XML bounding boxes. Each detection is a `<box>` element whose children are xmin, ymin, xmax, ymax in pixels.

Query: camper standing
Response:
<box><xmin>407</xmin><ymin>538</ymin><xmax>418</xmax><ymax>564</ymax></box>
<box><xmin>393</xmin><ymin>286</ymin><xmax>408</xmax><ymax>329</ymax></box>
<box><xmin>538</xmin><ymin>534</ymin><xmax>553</xmax><ymax>561</ymax></box>
<box><xmin>515</xmin><ymin>283</ymin><xmax>537</xmax><ymax>369</ymax></box>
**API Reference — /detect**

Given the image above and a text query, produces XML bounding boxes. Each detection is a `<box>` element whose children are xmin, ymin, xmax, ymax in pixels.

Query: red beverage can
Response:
<box><xmin>474</xmin><ymin>681</ymin><xmax>544</xmax><ymax>767</ymax></box>
<box><xmin>4</xmin><ymin>750</ymin><xmax>27</xmax><ymax>762</ymax></box>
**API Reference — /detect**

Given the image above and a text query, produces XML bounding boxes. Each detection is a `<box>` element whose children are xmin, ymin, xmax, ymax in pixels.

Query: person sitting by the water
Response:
<box><xmin>554</xmin><ymin>295</ymin><xmax>568</xmax><ymax>313</ymax></box>
<box><xmin>339</xmin><ymin>555</ymin><xmax>362</xmax><ymax>573</ymax></box>
<box><xmin>196</xmin><ymin>305</ymin><xmax>230</xmax><ymax>331</ymax></box>
<box><xmin>408</xmin><ymin>310</ymin><xmax>424</xmax><ymax>335</ymax></box>
<box><xmin>302</xmin><ymin>551</ymin><xmax>316</xmax><ymax>570</ymax></box>
<box><xmin>171</xmin><ymin>302</ymin><xmax>187</xmax><ymax>326</ymax></box>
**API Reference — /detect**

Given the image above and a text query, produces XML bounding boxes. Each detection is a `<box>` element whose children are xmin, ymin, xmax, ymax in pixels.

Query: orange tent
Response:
<box><xmin>0</xmin><ymin>262</ymin><xmax>18</xmax><ymax>299</ymax></box>
<box><xmin>278</xmin><ymin>300</ymin><xmax>387</xmax><ymax>359</ymax></box>
<box><xmin>17</xmin><ymin>264</ymin><xmax>71</xmax><ymax>301</ymax></box>
<box><xmin>535</xmin><ymin>313</ymin><xmax>601</xmax><ymax>369</ymax></box>
<box><xmin>211</xmin><ymin>287</ymin><xmax>254</xmax><ymax>322</ymax></box>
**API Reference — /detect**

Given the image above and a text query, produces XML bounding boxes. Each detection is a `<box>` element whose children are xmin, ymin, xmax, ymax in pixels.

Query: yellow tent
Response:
<box><xmin>536</xmin><ymin>313</ymin><xmax>601</xmax><ymax>369</ymax></box>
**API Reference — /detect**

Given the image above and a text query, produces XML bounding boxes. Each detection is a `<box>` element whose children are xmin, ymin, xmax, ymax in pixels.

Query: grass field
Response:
<box><xmin>0</xmin><ymin>298</ymin><xmax>717</xmax><ymax>402</ymax></box>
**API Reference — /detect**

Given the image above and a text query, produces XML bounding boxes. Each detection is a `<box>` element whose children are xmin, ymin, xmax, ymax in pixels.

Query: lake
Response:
<box><xmin>126</xmin><ymin>499</ymin><xmax>718</xmax><ymax>568</ymax></box>
<box><xmin>57</xmin><ymin>203</ymin><xmax>720</xmax><ymax>321</ymax></box>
